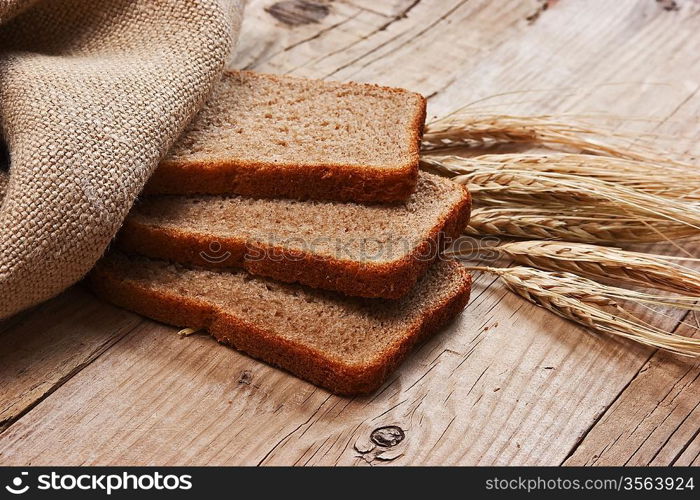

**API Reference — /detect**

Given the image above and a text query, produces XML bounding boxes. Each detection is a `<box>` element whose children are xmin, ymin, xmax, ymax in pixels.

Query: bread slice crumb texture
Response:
<box><xmin>146</xmin><ymin>71</ymin><xmax>426</xmax><ymax>202</ymax></box>
<box><xmin>120</xmin><ymin>172</ymin><xmax>471</xmax><ymax>299</ymax></box>
<box><xmin>89</xmin><ymin>254</ymin><xmax>472</xmax><ymax>394</ymax></box>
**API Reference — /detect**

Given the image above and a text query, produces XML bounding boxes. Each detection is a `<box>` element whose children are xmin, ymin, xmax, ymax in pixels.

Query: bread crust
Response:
<box><xmin>88</xmin><ymin>262</ymin><xmax>471</xmax><ymax>395</ymax></box>
<box><xmin>145</xmin><ymin>157</ymin><xmax>419</xmax><ymax>203</ymax></box>
<box><xmin>117</xmin><ymin>184</ymin><xmax>471</xmax><ymax>299</ymax></box>
<box><xmin>144</xmin><ymin>72</ymin><xmax>427</xmax><ymax>203</ymax></box>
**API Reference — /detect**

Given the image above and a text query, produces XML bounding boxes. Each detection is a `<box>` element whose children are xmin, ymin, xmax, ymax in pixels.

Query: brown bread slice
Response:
<box><xmin>119</xmin><ymin>172</ymin><xmax>471</xmax><ymax>299</ymax></box>
<box><xmin>145</xmin><ymin>70</ymin><xmax>426</xmax><ymax>203</ymax></box>
<box><xmin>89</xmin><ymin>253</ymin><xmax>471</xmax><ymax>395</ymax></box>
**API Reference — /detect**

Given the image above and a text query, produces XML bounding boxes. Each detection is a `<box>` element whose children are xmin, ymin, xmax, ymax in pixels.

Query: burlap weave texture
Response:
<box><xmin>0</xmin><ymin>0</ymin><xmax>243</xmax><ymax>318</ymax></box>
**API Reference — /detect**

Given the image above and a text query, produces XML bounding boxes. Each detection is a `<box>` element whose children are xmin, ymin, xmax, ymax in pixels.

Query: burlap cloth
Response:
<box><xmin>0</xmin><ymin>0</ymin><xmax>243</xmax><ymax>319</ymax></box>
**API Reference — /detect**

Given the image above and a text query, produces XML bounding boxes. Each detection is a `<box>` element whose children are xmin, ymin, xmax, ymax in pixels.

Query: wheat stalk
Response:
<box><xmin>485</xmin><ymin>241</ymin><xmax>700</xmax><ymax>296</ymax></box>
<box><xmin>465</xmin><ymin>265</ymin><xmax>700</xmax><ymax>357</ymax></box>
<box><xmin>421</xmin><ymin>153</ymin><xmax>700</xmax><ymax>201</ymax></box>
<box><xmin>466</xmin><ymin>206</ymin><xmax>699</xmax><ymax>244</ymax></box>
<box><xmin>421</xmin><ymin>156</ymin><xmax>700</xmax><ymax>231</ymax></box>
<box><xmin>421</xmin><ymin>114</ymin><xmax>689</xmax><ymax>166</ymax></box>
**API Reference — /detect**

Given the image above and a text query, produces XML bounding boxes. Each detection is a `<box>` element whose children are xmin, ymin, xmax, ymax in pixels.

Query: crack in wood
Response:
<box><xmin>562</xmin><ymin>303</ymin><xmax>698</xmax><ymax>465</ymax></box>
<box><xmin>0</xmin><ymin>316</ymin><xmax>144</xmax><ymax>434</ymax></box>
<box><xmin>285</xmin><ymin>0</ymin><xmax>425</xmax><ymax>77</ymax></box>
<box><xmin>659</xmin><ymin>393</ymin><xmax>700</xmax><ymax>465</ymax></box>
<box><xmin>257</xmin><ymin>394</ymin><xmax>332</xmax><ymax>465</ymax></box>
<box><xmin>325</xmin><ymin>0</ymin><xmax>470</xmax><ymax>79</ymax></box>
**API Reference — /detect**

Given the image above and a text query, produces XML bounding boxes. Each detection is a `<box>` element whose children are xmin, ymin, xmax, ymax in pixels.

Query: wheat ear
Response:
<box><xmin>465</xmin><ymin>266</ymin><xmax>700</xmax><ymax>357</ymax></box>
<box><xmin>421</xmin><ymin>114</ymin><xmax>688</xmax><ymax>166</ymax></box>
<box><xmin>421</xmin><ymin>153</ymin><xmax>700</xmax><ymax>201</ymax></box>
<box><xmin>489</xmin><ymin>241</ymin><xmax>700</xmax><ymax>296</ymax></box>
<box><xmin>421</xmin><ymin>157</ymin><xmax>700</xmax><ymax>230</ymax></box>
<box><xmin>466</xmin><ymin>206</ymin><xmax>699</xmax><ymax>244</ymax></box>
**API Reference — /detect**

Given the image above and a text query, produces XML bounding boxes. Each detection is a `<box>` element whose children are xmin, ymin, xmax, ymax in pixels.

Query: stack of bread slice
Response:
<box><xmin>90</xmin><ymin>71</ymin><xmax>472</xmax><ymax>394</ymax></box>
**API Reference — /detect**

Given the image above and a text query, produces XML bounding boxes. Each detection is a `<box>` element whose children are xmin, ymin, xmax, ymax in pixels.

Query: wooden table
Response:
<box><xmin>1</xmin><ymin>0</ymin><xmax>699</xmax><ymax>466</ymax></box>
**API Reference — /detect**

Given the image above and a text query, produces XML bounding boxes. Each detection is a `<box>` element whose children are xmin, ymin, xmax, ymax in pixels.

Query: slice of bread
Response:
<box><xmin>89</xmin><ymin>253</ymin><xmax>471</xmax><ymax>394</ymax></box>
<box><xmin>145</xmin><ymin>70</ymin><xmax>426</xmax><ymax>203</ymax></box>
<box><xmin>119</xmin><ymin>172</ymin><xmax>471</xmax><ymax>299</ymax></box>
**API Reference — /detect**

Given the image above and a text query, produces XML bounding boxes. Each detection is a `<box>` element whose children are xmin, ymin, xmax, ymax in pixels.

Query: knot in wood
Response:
<box><xmin>370</xmin><ymin>426</ymin><xmax>405</xmax><ymax>448</ymax></box>
<box><xmin>266</xmin><ymin>1</ymin><xmax>330</xmax><ymax>26</ymax></box>
<box><xmin>238</xmin><ymin>370</ymin><xmax>253</xmax><ymax>385</ymax></box>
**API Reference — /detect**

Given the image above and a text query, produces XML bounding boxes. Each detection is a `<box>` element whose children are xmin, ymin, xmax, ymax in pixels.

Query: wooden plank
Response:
<box><xmin>232</xmin><ymin>0</ymin><xmax>371</xmax><ymax>71</ymax></box>
<box><xmin>0</xmin><ymin>285</ymin><xmax>652</xmax><ymax>465</ymax></box>
<box><xmin>674</xmin><ymin>430</ymin><xmax>700</xmax><ymax>466</ymax></box>
<box><xmin>0</xmin><ymin>287</ymin><xmax>142</xmax><ymax>431</ymax></box>
<box><xmin>563</xmin><ymin>313</ymin><xmax>700</xmax><ymax>466</ymax></box>
<box><xmin>0</xmin><ymin>273</ymin><xmax>689</xmax><ymax>465</ymax></box>
<box><xmin>0</xmin><ymin>320</ymin><xmax>332</xmax><ymax>465</ymax></box>
<box><xmin>1</xmin><ymin>0</ymin><xmax>699</xmax><ymax>465</ymax></box>
<box><xmin>234</xmin><ymin>0</ymin><xmax>540</xmax><ymax>99</ymax></box>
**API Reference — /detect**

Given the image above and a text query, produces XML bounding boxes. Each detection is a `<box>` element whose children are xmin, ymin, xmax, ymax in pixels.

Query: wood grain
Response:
<box><xmin>674</xmin><ymin>427</ymin><xmax>700</xmax><ymax>466</ymax></box>
<box><xmin>0</xmin><ymin>286</ymin><xmax>654</xmax><ymax>465</ymax></box>
<box><xmin>564</xmin><ymin>313</ymin><xmax>700</xmax><ymax>466</ymax></box>
<box><xmin>0</xmin><ymin>0</ymin><xmax>698</xmax><ymax>465</ymax></box>
<box><xmin>0</xmin><ymin>322</ymin><xmax>333</xmax><ymax>465</ymax></box>
<box><xmin>0</xmin><ymin>287</ymin><xmax>142</xmax><ymax>431</ymax></box>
